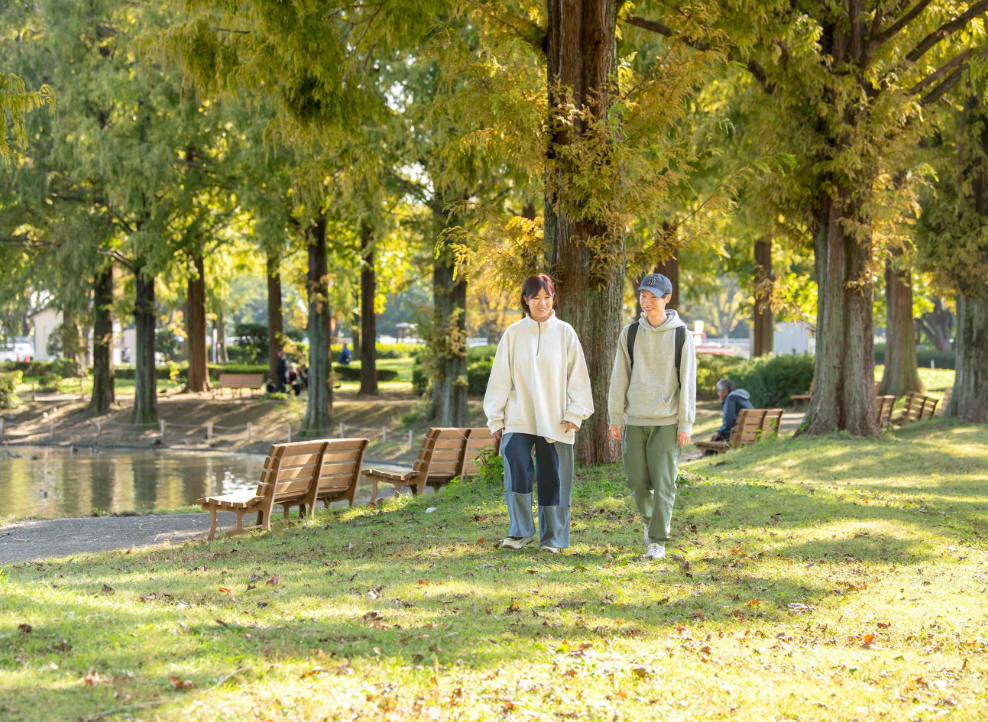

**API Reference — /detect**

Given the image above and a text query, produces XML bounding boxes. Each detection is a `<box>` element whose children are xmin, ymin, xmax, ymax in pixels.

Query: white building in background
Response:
<box><xmin>29</xmin><ymin>308</ymin><xmax>64</xmax><ymax>362</ymax></box>
<box><xmin>773</xmin><ymin>321</ymin><xmax>815</xmax><ymax>356</ymax></box>
<box><xmin>29</xmin><ymin>309</ymin><xmax>135</xmax><ymax>365</ymax></box>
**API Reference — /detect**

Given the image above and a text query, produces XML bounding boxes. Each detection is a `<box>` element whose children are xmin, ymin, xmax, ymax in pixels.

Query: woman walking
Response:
<box><xmin>483</xmin><ymin>274</ymin><xmax>594</xmax><ymax>553</ymax></box>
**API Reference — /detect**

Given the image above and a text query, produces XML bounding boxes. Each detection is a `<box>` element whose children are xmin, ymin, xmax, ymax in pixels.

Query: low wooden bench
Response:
<box><xmin>312</xmin><ymin>437</ymin><xmax>369</xmax><ymax>509</ymax></box>
<box><xmin>212</xmin><ymin>373</ymin><xmax>266</xmax><ymax>398</ymax></box>
<box><xmin>792</xmin><ymin>379</ymin><xmax>881</xmax><ymax>409</ymax></box>
<box><xmin>876</xmin><ymin>395</ymin><xmax>897</xmax><ymax>426</ymax></box>
<box><xmin>362</xmin><ymin>427</ymin><xmax>500</xmax><ymax>503</ymax></box>
<box><xmin>695</xmin><ymin>407</ymin><xmax>783</xmax><ymax>455</ymax></box>
<box><xmin>197</xmin><ymin>439</ymin><xmax>367</xmax><ymax>540</ymax></box>
<box><xmin>893</xmin><ymin>392</ymin><xmax>939</xmax><ymax>425</ymax></box>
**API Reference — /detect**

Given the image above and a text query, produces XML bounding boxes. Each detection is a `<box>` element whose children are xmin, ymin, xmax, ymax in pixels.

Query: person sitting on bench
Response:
<box><xmin>711</xmin><ymin>379</ymin><xmax>754</xmax><ymax>442</ymax></box>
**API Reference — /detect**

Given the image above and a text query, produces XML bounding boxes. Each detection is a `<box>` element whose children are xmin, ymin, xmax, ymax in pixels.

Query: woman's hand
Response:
<box><xmin>492</xmin><ymin>429</ymin><xmax>502</xmax><ymax>441</ymax></box>
<box><xmin>677</xmin><ymin>431</ymin><xmax>691</xmax><ymax>447</ymax></box>
<box><xmin>609</xmin><ymin>424</ymin><xmax>622</xmax><ymax>441</ymax></box>
<box><xmin>561</xmin><ymin>421</ymin><xmax>579</xmax><ymax>434</ymax></box>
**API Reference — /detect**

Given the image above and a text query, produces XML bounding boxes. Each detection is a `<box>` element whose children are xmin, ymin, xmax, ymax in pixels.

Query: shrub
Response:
<box><xmin>0</xmin><ymin>370</ymin><xmax>22</xmax><ymax>409</ymax></box>
<box><xmin>467</xmin><ymin>344</ymin><xmax>498</xmax><ymax>362</ymax></box>
<box><xmin>696</xmin><ymin>354</ymin><xmax>745</xmax><ymax>399</ymax></box>
<box><xmin>0</xmin><ymin>360</ymin><xmax>52</xmax><ymax>377</ymax></box>
<box><xmin>39</xmin><ymin>372</ymin><xmax>61</xmax><ymax>392</ymax></box>
<box><xmin>467</xmin><ymin>357</ymin><xmax>494</xmax><ymax>394</ymax></box>
<box><xmin>332</xmin><ymin>363</ymin><xmax>398</xmax><ymax>382</ymax></box>
<box><xmin>51</xmin><ymin>356</ymin><xmax>80</xmax><ymax>378</ymax></box>
<box><xmin>874</xmin><ymin>343</ymin><xmax>955</xmax><ymax>370</ymax></box>
<box><xmin>411</xmin><ymin>365</ymin><xmax>430</xmax><ymax>397</ymax></box>
<box><xmin>330</xmin><ymin>342</ymin><xmax>423</xmax><ymax>359</ymax></box>
<box><xmin>233</xmin><ymin>323</ymin><xmax>268</xmax><ymax>364</ymax></box>
<box><xmin>724</xmin><ymin>353</ymin><xmax>815</xmax><ymax>408</ymax></box>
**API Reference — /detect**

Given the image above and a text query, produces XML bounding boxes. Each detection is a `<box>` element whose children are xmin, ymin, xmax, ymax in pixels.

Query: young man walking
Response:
<box><xmin>607</xmin><ymin>273</ymin><xmax>697</xmax><ymax>560</ymax></box>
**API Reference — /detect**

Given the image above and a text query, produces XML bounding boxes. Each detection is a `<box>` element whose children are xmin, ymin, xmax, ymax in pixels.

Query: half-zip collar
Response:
<box><xmin>524</xmin><ymin>310</ymin><xmax>557</xmax><ymax>357</ymax></box>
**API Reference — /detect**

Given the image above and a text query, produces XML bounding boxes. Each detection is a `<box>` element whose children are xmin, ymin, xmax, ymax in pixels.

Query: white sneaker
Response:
<box><xmin>501</xmin><ymin>536</ymin><xmax>534</xmax><ymax>550</ymax></box>
<box><xmin>644</xmin><ymin>543</ymin><xmax>665</xmax><ymax>560</ymax></box>
<box><xmin>540</xmin><ymin>545</ymin><xmax>562</xmax><ymax>554</ymax></box>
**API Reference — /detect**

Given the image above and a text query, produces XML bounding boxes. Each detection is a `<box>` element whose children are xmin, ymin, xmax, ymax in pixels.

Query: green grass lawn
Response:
<box><xmin>2</xmin><ymin>419</ymin><xmax>986</xmax><ymax>720</ymax></box>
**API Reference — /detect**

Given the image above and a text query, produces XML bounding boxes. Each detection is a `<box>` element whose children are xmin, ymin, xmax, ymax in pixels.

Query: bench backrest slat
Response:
<box><xmin>253</xmin><ymin>441</ymin><xmax>329</xmax><ymax>519</ymax></box>
<box><xmin>460</xmin><ymin>428</ymin><xmax>499</xmax><ymax>478</ymax></box>
<box><xmin>311</xmin><ymin>438</ymin><xmax>369</xmax><ymax>502</ymax></box>
<box><xmin>216</xmin><ymin>373</ymin><xmax>265</xmax><ymax>388</ymax></box>
<box><xmin>876</xmin><ymin>395</ymin><xmax>896</xmax><ymax>425</ymax></box>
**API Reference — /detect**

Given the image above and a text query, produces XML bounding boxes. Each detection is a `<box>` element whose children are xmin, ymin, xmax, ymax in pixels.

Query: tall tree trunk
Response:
<box><xmin>432</xmin><ymin>248</ymin><xmax>468</xmax><ymax>426</ymax></box>
<box><xmin>805</xmin><ymin>185</ymin><xmax>877</xmax><ymax>436</ymax></box>
<box><xmin>545</xmin><ymin>0</ymin><xmax>622</xmax><ymax>465</ymax></box>
<box><xmin>351</xmin><ymin>308</ymin><xmax>361</xmax><ymax>362</ymax></box>
<box><xmin>879</xmin><ymin>249</ymin><xmax>922</xmax><ymax>396</ymax></box>
<box><xmin>214</xmin><ymin>303</ymin><xmax>229</xmax><ymax>363</ymax></box>
<box><xmin>947</xmin><ymin>292</ymin><xmax>988</xmax><ymax>421</ymax></box>
<box><xmin>266</xmin><ymin>252</ymin><xmax>283</xmax><ymax>386</ymax></box>
<box><xmin>916</xmin><ymin>299</ymin><xmax>953</xmax><ymax>352</ymax></box>
<box><xmin>301</xmin><ymin>216</ymin><xmax>333</xmax><ymax>435</ymax></box>
<box><xmin>88</xmin><ymin>265</ymin><xmax>115</xmax><ymax>415</ymax></box>
<box><xmin>132</xmin><ymin>268</ymin><xmax>157</xmax><ymax>425</ymax></box>
<box><xmin>359</xmin><ymin>220</ymin><xmax>378</xmax><ymax>395</ymax></box>
<box><xmin>61</xmin><ymin>313</ymin><xmax>86</xmax><ymax>374</ymax></box>
<box><xmin>184</xmin><ymin>254</ymin><xmax>211</xmax><ymax>393</ymax></box>
<box><xmin>753</xmin><ymin>238</ymin><xmax>774</xmax><ymax>357</ymax></box>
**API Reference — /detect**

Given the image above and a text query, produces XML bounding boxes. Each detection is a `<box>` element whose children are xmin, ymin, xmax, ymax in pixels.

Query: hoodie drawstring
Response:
<box><xmin>537</xmin><ymin>322</ymin><xmax>542</xmax><ymax>356</ymax></box>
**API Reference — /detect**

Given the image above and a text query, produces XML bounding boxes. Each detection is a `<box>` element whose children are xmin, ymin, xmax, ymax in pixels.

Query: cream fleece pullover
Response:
<box><xmin>483</xmin><ymin>311</ymin><xmax>594</xmax><ymax>445</ymax></box>
<box><xmin>607</xmin><ymin>310</ymin><xmax>697</xmax><ymax>433</ymax></box>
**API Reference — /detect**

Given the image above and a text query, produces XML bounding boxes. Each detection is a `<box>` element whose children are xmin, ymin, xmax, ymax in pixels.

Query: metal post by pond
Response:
<box><xmin>246</xmin><ymin>422</ymin><xmax>252</xmax><ymax>445</ymax></box>
<box><xmin>382</xmin><ymin>426</ymin><xmax>387</xmax><ymax>443</ymax></box>
<box><xmin>287</xmin><ymin>424</ymin><xmax>292</xmax><ymax>443</ymax></box>
<box><xmin>408</xmin><ymin>429</ymin><xmax>413</xmax><ymax>450</ymax></box>
<box><xmin>338</xmin><ymin>422</ymin><xmax>344</xmax><ymax>438</ymax></box>
<box><xmin>206</xmin><ymin>422</ymin><xmax>213</xmax><ymax>443</ymax></box>
<box><xmin>160</xmin><ymin>419</ymin><xmax>166</xmax><ymax>440</ymax></box>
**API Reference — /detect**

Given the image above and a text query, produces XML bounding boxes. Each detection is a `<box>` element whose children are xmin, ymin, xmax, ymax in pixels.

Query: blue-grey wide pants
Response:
<box><xmin>501</xmin><ymin>432</ymin><xmax>575</xmax><ymax>548</ymax></box>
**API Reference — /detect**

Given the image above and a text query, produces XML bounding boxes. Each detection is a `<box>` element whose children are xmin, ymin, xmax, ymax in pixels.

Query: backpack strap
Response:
<box><xmin>675</xmin><ymin>325</ymin><xmax>686</xmax><ymax>389</ymax></box>
<box><xmin>627</xmin><ymin>322</ymin><xmax>639</xmax><ymax>370</ymax></box>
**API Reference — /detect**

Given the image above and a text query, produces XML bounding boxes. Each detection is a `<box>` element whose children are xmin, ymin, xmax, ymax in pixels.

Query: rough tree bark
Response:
<box><xmin>545</xmin><ymin>0</ymin><xmax>624</xmax><ymax>465</ymax></box>
<box><xmin>184</xmin><ymin>254</ymin><xmax>211</xmax><ymax>393</ymax></box>
<box><xmin>879</xmin><ymin>248</ymin><xmax>922</xmax><ymax>396</ymax></box>
<box><xmin>753</xmin><ymin>238</ymin><xmax>774</xmax><ymax>357</ymax></box>
<box><xmin>432</xmin><ymin>245</ymin><xmax>468</xmax><ymax>426</ymax></box>
<box><xmin>948</xmin><ymin>293</ymin><xmax>988</xmax><ymax>421</ymax></box>
<box><xmin>88</xmin><ymin>265</ymin><xmax>115</xmax><ymax>415</ymax></box>
<box><xmin>301</xmin><ymin>217</ymin><xmax>333</xmax><ymax>435</ymax></box>
<box><xmin>947</xmin><ymin>99</ymin><xmax>988</xmax><ymax>421</ymax></box>
<box><xmin>806</xmin><ymin>185</ymin><xmax>878</xmax><ymax>436</ymax></box>
<box><xmin>359</xmin><ymin>220</ymin><xmax>378</xmax><ymax>395</ymax></box>
<box><xmin>132</xmin><ymin>268</ymin><xmax>157</xmax><ymax>425</ymax></box>
<box><xmin>266</xmin><ymin>252</ymin><xmax>284</xmax><ymax>387</ymax></box>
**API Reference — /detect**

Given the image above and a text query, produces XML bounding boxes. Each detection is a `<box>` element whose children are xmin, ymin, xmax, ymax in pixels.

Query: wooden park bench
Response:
<box><xmin>197</xmin><ymin>438</ymin><xmax>368</xmax><ymax>540</ymax></box>
<box><xmin>876</xmin><ymin>395</ymin><xmax>896</xmax><ymax>426</ymax></box>
<box><xmin>694</xmin><ymin>407</ymin><xmax>783</xmax><ymax>455</ymax></box>
<box><xmin>892</xmin><ymin>392</ymin><xmax>939</xmax><ymax>425</ymax></box>
<box><xmin>459</xmin><ymin>427</ymin><xmax>501</xmax><ymax>480</ymax></box>
<box><xmin>212</xmin><ymin>373</ymin><xmax>266</xmax><ymax>398</ymax></box>
<box><xmin>361</xmin><ymin>427</ymin><xmax>499</xmax><ymax>503</ymax></box>
<box><xmin>312</xmin><ymin>437</ymin><xmax>370</xmax><ymax>509</ymax></box>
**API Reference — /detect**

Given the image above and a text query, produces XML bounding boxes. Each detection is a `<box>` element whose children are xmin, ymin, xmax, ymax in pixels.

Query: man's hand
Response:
<box><xmin>609</xmin><ymin>424</ymin><xmax>622</xmax><ymax>441</ymax></box>
<box><xmin>677</xmin><ymin>431</ymin><xmax>691</xmax><ymax>447</ymax></box>
<box><xmin>561</xmin><ymin>421</ymin><xmax>578</xmax><ymax>434</ymax></box>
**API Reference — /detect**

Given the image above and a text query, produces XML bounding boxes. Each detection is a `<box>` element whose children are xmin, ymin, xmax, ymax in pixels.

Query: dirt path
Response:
<box><xmin>0</xmin><ymin>484</ymin><xmax>415</xmax><ymax>565</ymax></box>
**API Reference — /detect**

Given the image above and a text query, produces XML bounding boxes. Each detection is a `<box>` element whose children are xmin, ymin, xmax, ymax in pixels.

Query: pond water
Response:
<box><xmin>0</xmin><ymin>446</ymin><xmax>260</xmax><ymax>518</ymax></box>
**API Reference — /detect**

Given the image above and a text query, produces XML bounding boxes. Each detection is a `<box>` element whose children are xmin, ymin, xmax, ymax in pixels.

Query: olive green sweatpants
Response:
<box><xmin>622</xmin><ymin>424</ymin><xmax>681</xmax><ymax>544</ymax></box>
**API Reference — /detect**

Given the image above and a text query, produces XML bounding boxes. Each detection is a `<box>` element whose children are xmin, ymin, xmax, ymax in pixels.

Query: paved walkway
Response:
<box><xmin>0</xmin><ymin>480</ymin><xmax>414</xmax><ymax>565</ymax></box>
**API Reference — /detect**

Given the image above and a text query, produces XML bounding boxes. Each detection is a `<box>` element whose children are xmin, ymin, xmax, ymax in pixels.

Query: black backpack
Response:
<box><xmin>627</xmin><ymin>322</ymin><xmax>686</xmax><ymax>388</ymax></box>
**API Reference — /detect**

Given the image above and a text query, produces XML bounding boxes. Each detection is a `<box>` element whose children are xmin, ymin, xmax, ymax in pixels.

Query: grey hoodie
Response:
<box><xmin>607</xmin><ymin>310</ymin><xmax>697</xmax><ymax>432</ymax></box>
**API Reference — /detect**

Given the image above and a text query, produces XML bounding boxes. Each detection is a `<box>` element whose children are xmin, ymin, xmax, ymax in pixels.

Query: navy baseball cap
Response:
<box><xmin>638</xmin><ymin>273</ymin><xmax>673</xmax><ymax>297</ymax></box>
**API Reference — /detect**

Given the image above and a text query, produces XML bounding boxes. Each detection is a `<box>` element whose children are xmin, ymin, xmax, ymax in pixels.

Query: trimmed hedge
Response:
<box><xmin>874</xmin><ymin>343</ymin><xmax>955</xmax><ymax>370</ymax></box>
<box><xmin>333</xmin><ymin>363</ymin><xmax>398</xmax><ymax>382</ymax></box>
<box><xmin>0</xmin><ymin>360</ymin><xmax>53</xmax><ymax>377</ymax></box>
<box><xmin>330</xmin><ymin>342</ymin><xmax>423</xmax><ymax>359</ymax></box>
<box><xmin>0</xmin><ymin>370</ymin><xmax>22</xmax><ymax>409</ymax></box>
<box><xmin>696</xmin><ymin>354</ymin><xmax>745</xmax><ymax>399</ymax></box>
<box><xmin>724</xmin><ymin>353</ymin><xmax>815</xmax><ymax>408</ymax></box>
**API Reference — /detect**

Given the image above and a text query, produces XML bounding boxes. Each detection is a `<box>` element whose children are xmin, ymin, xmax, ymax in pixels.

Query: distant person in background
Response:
<box><xmin>288</xmin><ymin>361</ymin><xmax>302</xmax><ymax>396</ymax></box>
<box><xmin>338</xmin><ymin>342</ymin><xmax>352</xmax><ymax>365</ymax></box>
<box><xmin>297</xmin><ymin>361</ymin><xmax>308</xmax><ymax>391</ymax></box>
<box><xmin>275</xmin><ymin>351</ymin><xmax>288</xmax><ymax>393</ymax></box>
<box><xmin>711</xmin><ymin>379</ymin><xmax>753</xmax><ymax>443</ymax></box>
